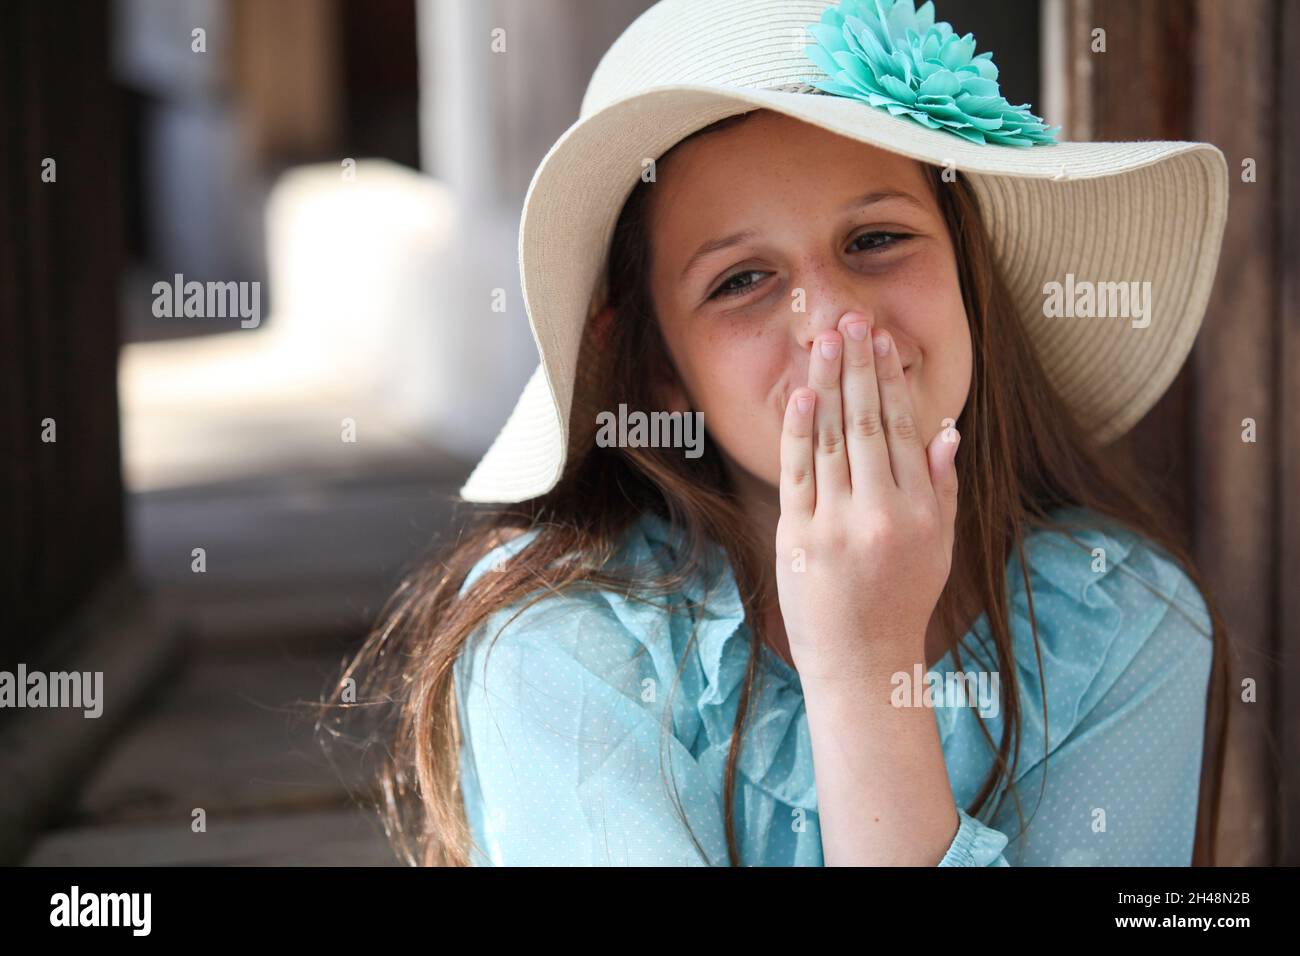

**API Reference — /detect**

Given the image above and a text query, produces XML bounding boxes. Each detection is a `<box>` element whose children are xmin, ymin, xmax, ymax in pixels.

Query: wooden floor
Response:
<box><xmin>23</xmin><ymin>463</ymin><xmax>473</xmax><ymax>866</ymax></box>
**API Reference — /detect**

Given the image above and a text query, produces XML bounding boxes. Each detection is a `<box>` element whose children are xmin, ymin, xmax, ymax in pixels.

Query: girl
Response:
<box><xmin>328</xmin><ymin>0</ymin><xmax>1231</xmax><ymax>866</ymax></box>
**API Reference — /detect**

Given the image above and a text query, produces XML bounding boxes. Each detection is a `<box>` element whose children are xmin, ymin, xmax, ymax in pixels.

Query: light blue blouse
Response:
<box><xmin>452</xmin><ymin>505</ymin><xmax>1213</xmax><ymax>866</ymax></box>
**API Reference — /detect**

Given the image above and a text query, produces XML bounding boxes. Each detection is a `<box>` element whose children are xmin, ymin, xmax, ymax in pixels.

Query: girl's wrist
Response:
<box><xmin>790</xmin><ymin>635</ymin><xmax>926</xmax><ymax>693</ymax></box>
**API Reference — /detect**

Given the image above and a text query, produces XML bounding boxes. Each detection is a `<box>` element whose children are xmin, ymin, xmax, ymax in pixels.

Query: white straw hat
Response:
<box><xmin>460</xmin><ymin>0</ymin><xmax>1228</xmax><ymax>504</ymax></box>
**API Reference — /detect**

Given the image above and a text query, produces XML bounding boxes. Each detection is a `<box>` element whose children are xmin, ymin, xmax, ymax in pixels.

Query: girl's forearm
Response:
<box><xmin>800</xmin><ymin>649</ymin><xmax>959</xmax><ymax>866</ymax></box>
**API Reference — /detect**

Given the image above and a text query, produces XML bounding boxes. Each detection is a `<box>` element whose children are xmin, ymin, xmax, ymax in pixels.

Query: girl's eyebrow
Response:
<box><xmin>839</xmin><ymin>187</ymin><xmax>928</xmax><ymax>214</ymax></box>
<box><xmin>679</xmin><ymin>228</ymin><xmax>759</xmax><ymax>282</ymax></box>
<box><xmin>678</xmin><ymin>188</ymin><xmax>926</xmax><ymax>283</ymax></box>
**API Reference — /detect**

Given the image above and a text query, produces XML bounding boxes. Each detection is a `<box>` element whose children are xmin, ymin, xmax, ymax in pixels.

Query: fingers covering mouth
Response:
<box><xmin>780</xmin><ymin>360</ymin><xmax>916</xmax><ymax>412</ymax></box>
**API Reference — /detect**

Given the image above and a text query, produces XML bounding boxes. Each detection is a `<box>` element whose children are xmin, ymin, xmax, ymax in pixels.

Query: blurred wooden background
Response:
<box><xmin>1049</xmin><ymin>0</ymin><xmax>1298</xmax><ymax>866</ymax></box>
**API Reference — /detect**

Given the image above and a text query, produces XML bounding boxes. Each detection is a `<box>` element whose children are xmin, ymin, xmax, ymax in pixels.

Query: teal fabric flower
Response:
<box><xmin>802</xmin><ymin>0</ymin><xmax>1060</xmax><ymax>146</ymax></box>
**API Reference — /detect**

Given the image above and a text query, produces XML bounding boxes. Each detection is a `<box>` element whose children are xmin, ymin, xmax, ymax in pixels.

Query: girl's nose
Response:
<box><xmin>791</xmin><ymin>264</ymin><xmax>874</xmax><ymax>350</ymax></box>
<box><xmin>796</xmin><ymin>305</ymin><xmax>871</xmax><ymax>352</ymax></box>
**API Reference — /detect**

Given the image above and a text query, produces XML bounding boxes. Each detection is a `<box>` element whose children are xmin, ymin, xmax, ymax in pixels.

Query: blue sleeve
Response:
<box><xmin>454</xmin><ymin>587</ymin><xmax>731</xmax><ymax>866</ymax></box>
<box><xmin>937</xmin><ymin>534</ymin><xmax>1214</xmax><ymax>867</ymax></box>
<box><xmin>938</xmin><ymin>807</ymin><xmax>1012</xmax><ymax>866</ymax></box>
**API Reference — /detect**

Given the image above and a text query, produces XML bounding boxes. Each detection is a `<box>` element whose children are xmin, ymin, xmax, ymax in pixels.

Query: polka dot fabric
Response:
<box><xmin>452</xmin><ymin>505</ymin><xmax>1213</xmax><ymax>865</ymax></box>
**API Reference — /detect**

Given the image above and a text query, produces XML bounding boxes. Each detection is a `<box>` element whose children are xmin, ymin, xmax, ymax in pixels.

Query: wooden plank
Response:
<box><xmin>24</xmin><ymin>807</ymin><xmax>397</xmax><ymax>867</ymax></box>
<box><xmin>1277</xmin><ymin>0</ymin><xmax>1300</xmax><ymax>866</ymax></box>
<box><xmin>230</xmin><ymin>0</ymin><xmax>342</xmax><ymax>163</ymax></box>
<box><xmin>1055</xmin><ymin>0</ymin><xmax>1281</xmax><ymax>864</ymax></box>
<box><xmin>129</xmin><ymin>473</ymin><xmax>472</xmax><ymax>649</ymax></box>
<box><xmin>1076</xmin><ymin>0</ymin><xmax>1197</xmax><ymax>542</ymax></box>
<box><xmin>0</xmin><ymin>0</ymin><xmax>126</xmax><ymax>658</ymax></box>
<box><xmin>1192</xmin><ymin>0</ymin><xmax>1280</xmax><ymax>865</ymax></box>
<box><xmin>152</xmin><ymin>581</ymin><xmax>402</xmax><ymax>650</ymax></box>
<box><xmin>0</xmin><ymin>574</ymin><xmax>182</xmax><ymax>864</ymax></box>
<box><xmin>62</xmin><ymin>645</ymin><xmax>379</xmax><ymax>827</ymax></box>
<box><xmin>130</xmin><ymin>476</ymin><xmax>463</xmax><ymax>589</ymax></box>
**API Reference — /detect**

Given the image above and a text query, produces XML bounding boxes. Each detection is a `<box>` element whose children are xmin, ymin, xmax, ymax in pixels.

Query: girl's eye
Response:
<box><xmin>708</xmin><ymin>269</ymin><xmax>769</xmax><ymax>300</ymax></box>
<box><xmin>706</xmin><ymin>232</ymin><xmax>912</xmax><ymax>301</ymax></box>
<box><xmin>849</xmin><ymin>230</ymin><xmax>911</xmax><ymax>253</ymax></box>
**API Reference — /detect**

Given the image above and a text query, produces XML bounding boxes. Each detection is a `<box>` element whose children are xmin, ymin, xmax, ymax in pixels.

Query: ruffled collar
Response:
<box><xmin>627</xmin><ymin>505</ymin><xmax>1145</xmax><ymax>812</ymax></box>
<box><xmin>631</xmin><ymin>510</ymin><xmax>818</xmax><ymax>809</ymax></box>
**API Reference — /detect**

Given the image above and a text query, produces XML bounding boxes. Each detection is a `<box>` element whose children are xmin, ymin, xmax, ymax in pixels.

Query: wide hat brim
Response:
<box><xmin>461</xmin><ymin>15</ymin><xmax>1227</xmax><ymax>504</ymax></box>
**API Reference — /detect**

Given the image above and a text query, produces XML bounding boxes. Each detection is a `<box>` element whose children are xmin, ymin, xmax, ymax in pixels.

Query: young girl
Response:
<box><xmin>331</xmin><ymin>0</ymin><xmax>1231</xmax><ymax>866</ymax></box>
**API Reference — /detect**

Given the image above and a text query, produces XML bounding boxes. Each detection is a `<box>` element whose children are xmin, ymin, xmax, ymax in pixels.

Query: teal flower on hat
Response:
<box><xmin>802</xmin><ymin>0</ymin><xmax>1060</xmax><ymax>146</ymax></box>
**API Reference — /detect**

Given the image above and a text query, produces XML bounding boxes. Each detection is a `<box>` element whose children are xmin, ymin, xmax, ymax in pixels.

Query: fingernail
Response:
<box><xmin>844</xmin><ymin>320</ymin><xmax>868</xmax><ymax>341</ymax></box>
<box><xmin>873</xmin><ymin>330</ymin><xmax>890</xmax><ymax>356</ymax></box>
<box><xmin>795</xmin><ymin>392</ymin><xmax>813</xmax><ymax>414</ymax></box>
<box><xmin>819</xmin><ymin>338</ymin><xmax>841</xmax><ymax>360</ymax></box>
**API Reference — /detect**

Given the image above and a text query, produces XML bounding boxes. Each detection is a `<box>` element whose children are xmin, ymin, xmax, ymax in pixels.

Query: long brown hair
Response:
<box><xmin>318</xmin><ymin>108</ymin><xmax>1231</xmax><ymax>867</ymax></box>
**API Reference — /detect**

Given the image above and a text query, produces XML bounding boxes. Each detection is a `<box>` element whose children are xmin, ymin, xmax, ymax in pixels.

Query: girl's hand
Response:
<box><xmin>774</xmin><ymin>310</ymin><xmax>960</xmax><ymax>684</ymax></box>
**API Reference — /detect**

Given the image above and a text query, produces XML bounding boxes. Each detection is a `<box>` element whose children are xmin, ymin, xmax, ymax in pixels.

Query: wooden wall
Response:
<box><xmin>1056</xmin><ymin>0</ymin><xmax>1298</xmax><ymax>866</ymax></box>
<box><xmin>0</xmin><ymin>1</ymin><xmax>127</xmax><ymax>662</ymax></box>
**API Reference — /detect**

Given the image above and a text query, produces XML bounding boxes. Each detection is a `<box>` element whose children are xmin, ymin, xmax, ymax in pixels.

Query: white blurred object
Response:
<box><xmin>417</xmin><ymin>0</ymin><xmax>540</xmax><ymax>462</ymax></box>
<box><xmin>120</xmin><ymin>158</ymin><xmax>523</xmax><ymax>491</ymax></box>
<box><xmin>263</xmin><ymin>158</ymin><xmax>526</xmax><ymax>459</ymax></box>
<box><xmin>263</xmin><ymin>160</ymin><xmax>454</xmax><ymax>403</ymax></box>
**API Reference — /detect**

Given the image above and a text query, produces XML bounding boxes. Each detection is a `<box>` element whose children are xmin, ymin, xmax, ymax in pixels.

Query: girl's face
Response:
<box><xmin>646</xmin><ymin>110</ymin><xmax>972</xmax><ymax>498</ymax></box>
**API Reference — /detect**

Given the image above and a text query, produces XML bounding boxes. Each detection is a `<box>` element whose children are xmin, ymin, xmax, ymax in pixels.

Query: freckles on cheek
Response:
<box><xmin>691</xmin><ymin>323</ymin><xmax>781</xmax><ymax>419</ymax></box>
<box><xmin>892</xmin><ymin>255</ymin><xmax>967</xmax><ymax>345</ymax></box>
<box><xmin>896</xmin><ymin>249</ymin><xmax>959</xmax><ymax>306</ymax></box>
